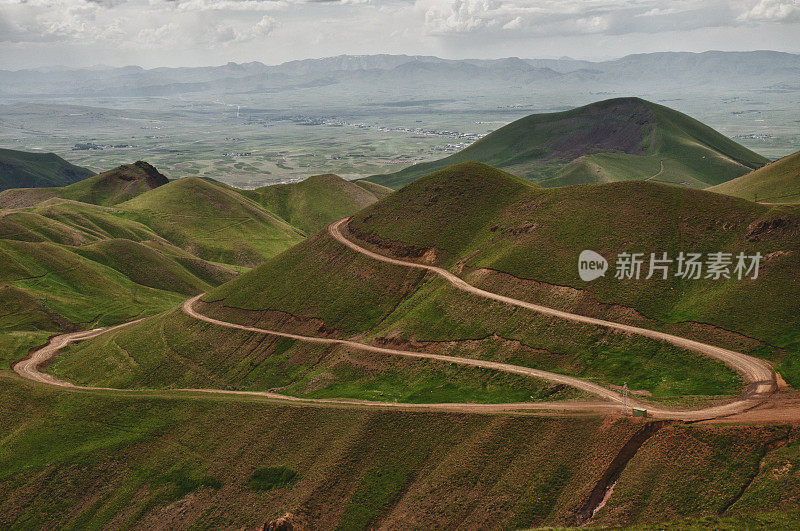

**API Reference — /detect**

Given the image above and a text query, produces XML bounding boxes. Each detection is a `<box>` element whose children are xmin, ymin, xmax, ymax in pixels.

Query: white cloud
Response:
<box><xmin>171</xmin><ymin>0</ymin><xmax>289</xmax><ymax>12</ymax></box>
<box><xmin>738</xmin><ymin>0</ymin><xmax>800</xmax><ymax>22</ymax></box>
<box><xmin>502</xmin><ymin>15</ymin><xmax>521</xmax><ymax>30</ymax></box>
<box><xmin>1</xmin><ymin>0</ymin><xmax>799</xmax><ymax>66</ymax></box>
<box><xmin>418</xmin><ymin>0</ymin><xmax>627</xmax><ymax>36</ymax></box>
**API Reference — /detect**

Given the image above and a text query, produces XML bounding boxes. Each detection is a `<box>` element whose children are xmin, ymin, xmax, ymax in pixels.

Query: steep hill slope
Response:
<box><xmin>61</xmin><ymin>163</ymin><xmax>800</xmax><ymax>406</ymax></box>
<box><xmin>0</xmin><ymin>148</ymin><xmax>94</xmax><ymax>192</ymax></box>
<box><xmin>240</xmin><ymin>173</ymin><xmax>391</xmax><ymax>234</ymax></box>
<box><xmin>4</xmin><ymin>377</ymin><xmax>799</xmax><ymax>529</ymax></box>
<box><xmin>368</xmin><ymin>98</ymin><xmax>768</xmax><ymax>189</ymax></box>
<box><xmin>709</xmin><ymin>150</ymin><xmax>800</xmax><ymax>203</ymax></box>
<box><xmin>190</xmin><ymin>162</ymin><xmax>799</xmax><ymax>389</ymax></box>
<box><xmin>0</xmin><ymin>161</ymin><xmax>167</xmax><ymax>208</ymax></box>
<box><xmin>350</xmin><ymin>163</ymin><xmax>799</xmax><ymax>352</ymax></box>
<box><xmin>118</xmin><ymin>177</ymin><xmax>305</xmax><ymax>266</ymax></box>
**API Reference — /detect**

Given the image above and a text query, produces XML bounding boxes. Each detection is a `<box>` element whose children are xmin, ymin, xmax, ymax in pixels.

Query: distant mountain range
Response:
<box><xmin>2</xmin><ymin>51</ymin><xmax>798</xmax><ymax>98</ymax></box>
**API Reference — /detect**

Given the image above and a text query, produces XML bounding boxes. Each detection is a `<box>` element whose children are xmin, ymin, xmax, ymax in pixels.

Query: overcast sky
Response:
<box><xmin>1</xmin><ymin>0</ymin><xmax>799</xmax><ymax>69</ymax></box>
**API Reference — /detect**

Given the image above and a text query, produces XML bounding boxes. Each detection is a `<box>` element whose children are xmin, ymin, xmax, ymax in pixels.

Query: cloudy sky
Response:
<box><xmin>1</xmin><ymin>0</ymin><xmax>799</xmax><ymax>69</ymax></box>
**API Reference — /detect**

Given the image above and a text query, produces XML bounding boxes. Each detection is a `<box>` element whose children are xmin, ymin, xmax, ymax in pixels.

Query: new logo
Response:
<box><xmin>578</xmin><ymin>250</ymin><xmax>608</xmax><ymax>281</ymax></box>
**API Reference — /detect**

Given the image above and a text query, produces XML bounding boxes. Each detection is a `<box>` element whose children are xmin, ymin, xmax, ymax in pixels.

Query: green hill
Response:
<box><xmin>0</xmin><ymin>196</ymin><xmax>238</xmax><ymax>348</ymax></box>
<box><xmin>0</xmin><ymin>160</ymin><xmax>167</xmax><ymax>208</ymax></box>
<box><xmin>7</xmin><ymin>161</ymin><xmax>800</xmax><ymax>529</ymax></box>
<box><xmin>118</xmin><ymin>177</ymin><xmax>305</xmax><ymax>267</ymax></box>
<box><xmin>0</xmin><ymin>148</ymin><xmax>94</xmax><ymax>192</ymax></box>
<box><xmin>5</xmin><ymin>376</ymin><xmax>800</xmax><ymax>529</ymax></box>
<box><xmin>350</xmin><ymin>162</ymin><xmax>799</xmax><ymax>349</ymax></box>
<box><xmin>0</xmin><ymin>163</ymin><xmax>395</xmax><ymax>349</ymax></box>
<box><xmin>240</xmin><ymin>173</ymin><xmax>391</xmax><ymax>234</ymax></box>
<box><xmin>62</xmin><ymin>162</ymin><xmax>800</xmax><ymax>405</ymax></box>
<box><xmin>709</xmin><ymin>150</ymin><xmax>800</xmax><ymax>203</ymax></box>
<box><xmin>198</xmin><ymin>161</ymin><xmax>798</xmax><ymax>390</ymax></box>
<box><xmin>368</xmin><ymin>98</ymin><xmax>769</xmax><ymax>189</ymax></box>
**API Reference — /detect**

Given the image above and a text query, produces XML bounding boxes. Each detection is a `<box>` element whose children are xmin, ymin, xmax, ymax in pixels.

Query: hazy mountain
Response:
<box><xmin>1</xmin><ymin>51</ymin><xmax>798</xmax><ymax>98</ymax></box>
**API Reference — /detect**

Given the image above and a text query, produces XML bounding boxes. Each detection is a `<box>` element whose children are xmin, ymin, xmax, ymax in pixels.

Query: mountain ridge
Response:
<box><xmin>367</xmin><ymin>98</ymin><xmax>768</xmax><ymax>189</ymax></box>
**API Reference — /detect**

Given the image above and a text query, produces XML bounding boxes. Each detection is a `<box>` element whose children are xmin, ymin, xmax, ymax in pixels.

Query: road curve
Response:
<box><xmin>14</xmin><ymin>293</ymin><xmax>773</xmax><ymax>421</ymax></box>
<box><xmin>328</xmin><ymin>218</ymin><xmax>777</xmax><ymax>419</ymax></box>
<box><xmin>10</xmin><ymin>219</ymin><xmax>778</xmax><ymax>421</ymax></box>
<box><xmin>12</xmin><ymin>312</ymin><xmax>624</xmax><ymax>416</ymax></box>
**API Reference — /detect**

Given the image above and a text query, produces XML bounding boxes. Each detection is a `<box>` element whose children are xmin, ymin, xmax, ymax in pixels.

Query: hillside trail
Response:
<box><xmin>9</xmin><ymin>294</ymin><xmax>777</xmax><ymax>421</ymax></box>
<box><xmin>13</xmin><ymin>218</ymin><xmax>781</xmax><ymax>421</ymax></box>
<box><xmin>327</xmin><ymin>218</ymin><xmax>777</xmax><ymax>419</ymax></box>
<box><xmin>644</xmin><ymin>159</ymin><xmax>664</xmax><ymax>181</ymax></box>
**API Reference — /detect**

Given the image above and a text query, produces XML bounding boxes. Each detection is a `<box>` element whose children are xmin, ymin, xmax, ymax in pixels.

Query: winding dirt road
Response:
<box><xmin>330</xmin><ymin>220</ymin><xmax>775</xmax><ymax>392</ymax></box>
<box><xmin>12</xmin><ymin>218</ymin><xmax>779</xmax><ymax>421</ymax></box>
<box><xmin>12</xmin><ymin>315</ymin><xmax>623</xmax><ymax>416</ymax></box>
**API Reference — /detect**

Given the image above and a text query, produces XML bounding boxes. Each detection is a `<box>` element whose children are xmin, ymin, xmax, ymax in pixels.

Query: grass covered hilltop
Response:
<box><xmin>369</xmin><ymin>97</ymin><xmax>768</xmax><ymax>189</ymax></box>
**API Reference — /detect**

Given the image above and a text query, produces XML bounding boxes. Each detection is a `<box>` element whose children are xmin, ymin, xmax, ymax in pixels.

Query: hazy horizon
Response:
<box><xmin>2</xmin><ymin>0</ymin><xmax>800</xmax><ymax>70</ymax></box>
<box><xmin>4</xmin><ymin>48</ymin><xmax>800</xmax><ymax>72</ymax></box>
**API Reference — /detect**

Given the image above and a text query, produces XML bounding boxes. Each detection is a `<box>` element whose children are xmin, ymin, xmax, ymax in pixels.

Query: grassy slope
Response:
<box><xmin>118</xmin><ymin>177</ymin><xmax>305</xmax><ymax>267</ymax></box>
<box><xmin>0</xmin><ymin>189</ymin><xmax>241</xmax><ymax>351</ymax></box>
<box><xmin>54</xmin><ymin>161</ymin><xmax>168</xmax><ymax>206</ymax></box>
<box><xmin>0</xmin><ymin>199</ymin><xmax>160</xmax><ymax>245</ymax></box>
<box><xmin>52</xmin><ymin>308</ymin><xmax>584</xmax><ymax>404</ymax></box>
<box><xmin>60</xmin><ymin>222</ymin><xmax>740</xmax><ymax>401</ymax></box>
<box><xmin>0</xmin><ymin>194</ymin><xmax>237</xmax><ymax>318</ymax></box>
<box><xmin>360</xmin><ymin>162</ymin><xmax>800</xmax><ymax>381</ymax></box>
<box><xmin>710</xmin><ymin>150</ymin><xmax>800</xmax><ymax>203</ymax></box>
<box><xmin>353</xmin><ymin>178</ymin><xmax>393</xmax><ymax>198</ymax></box>
<box><xmin>368</xmin><ymin>97</ymin><xmax>767</xmax><ymax>189</ymax></box>
<box><xmin>1</xmin><ymin>377</ymin><xmax>799</xmax><ymax>529</ymax></box>
<box><xmin>352</xmin><ymin>164</ymin><xmax>798</xmax><ymax>332</ymax></box>
<box><xmin>0</xmin><ymin>148</ymin><xmax>93</xmax><ymax>191</ymax></box>
<box><xmin>240</xmin><ymin>174</ymin><xmax>387</xmax><ymax>235</ymax></box>
<box><xmin>353</xmin><ymin>163</ymin><xmax>800</xmax><ymax>385</ymax></box>
<box><xmin>55</xmin><ymin>164</ymin><xmax>742</xmax><ymax>401</ymax></box>
<box><xmin>47</xmin><ymin>161</ymin><xmax>799</xmax><ymax>398</ymax></box>
<box><xmin>0</xmin><ymin>161</ymin><xmax>166</xmax><ymax>208</ymax></box>
<box><xmin>0</xmin><ymin>166</ymin><xmax>394</xmax><ymax>354</ymax></box>
<box><xmin>0</xmin><ymin>239</ymin><xmax>191</xmax><ymax>333</ymax></box>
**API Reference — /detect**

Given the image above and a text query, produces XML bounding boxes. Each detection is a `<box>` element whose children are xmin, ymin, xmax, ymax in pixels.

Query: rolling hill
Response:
<box><xmin>709</xmin><ymin>150</ymin><xmax>800</xmax><ymax>203</ymax></box>
<box><xmin>350</xmin><ymin>163</ymin><xmax>799</xmax><ymax>352</ymax></box>
<box><xmin>205</xmin><ymin>162</ymin><xmax>798</xmax><ymax>387</ymax></box>
<box><xmin>0</xmin><ymin>163</ymin><xmax>392</xmax><ymax>362</ymax></box>
<box><xmin>0</xmin><ymin>148</ymin><xmax>94</xmax><ymax>192</ymax></box>
<box><xmin>0</xmin><ymin>195</ymin><xmax>238</xmax><ymax>360</ymax></box>
<box><xmin>367</xmin><ymin>98</ymin><xmax>769</xmax><ymax>189</ymax></box>
<box><xmin>0</xmin><ymin>160</ymin><xmax>168</xmax><ymax>208</ymax></box>
<box><xmin>58</xmin><ymin>161</ymin><xmax>800</xmax><ymax>411</ymax></box>
<box><xmin>239</xmin><ymin>173</ymin><xmax>391</xmax><ymax>234</ymax></box>
<box><xmin>117</xmin><ymin>176</ymin><xmax>305</xmax><ymax>267</ymax></box>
